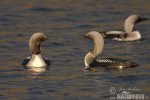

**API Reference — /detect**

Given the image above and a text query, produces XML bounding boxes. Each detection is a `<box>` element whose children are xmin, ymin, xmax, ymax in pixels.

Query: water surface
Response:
<box><xmin>0</xmin><ymin>0</ymin><xmax>149</xmax><ymax>100</ymax></box>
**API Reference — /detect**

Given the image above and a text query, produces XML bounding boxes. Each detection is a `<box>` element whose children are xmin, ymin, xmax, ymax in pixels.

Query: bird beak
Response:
<box><xmin>141</xmin><ymin>17</ymin><xmax>149</xmax><ymax>21</ymax></box>
<box><xmin>83</xmin><ymin>34</ymin><xmax>89</xmax><ymax>39</ymax></box>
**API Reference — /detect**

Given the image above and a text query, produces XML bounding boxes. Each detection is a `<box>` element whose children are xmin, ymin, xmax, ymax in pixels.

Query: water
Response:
<box><xmin>0</xmin><ymin>0</ymin><xmax>149</xmax><ymax>100</ymax></box>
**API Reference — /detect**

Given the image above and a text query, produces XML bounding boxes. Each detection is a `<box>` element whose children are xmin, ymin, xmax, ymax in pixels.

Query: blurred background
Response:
<box><xmin>0</xmin><ymin>0</ymin><xmax>149</xmax><ymax>100</ymax></box>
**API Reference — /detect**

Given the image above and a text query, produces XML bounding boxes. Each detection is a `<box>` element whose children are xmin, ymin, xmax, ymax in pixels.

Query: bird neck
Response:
<box><xmin>32</xmin><ymin>44</ymin><xmax>41</xmax><ymax>54</ymax></box>
<box><xmin>92</xmin><ymin>35</ymin><xmax>104</xmax><ymax>57</ymax></box>
<box><xmin>84</xmin><ymin>52</ymin><xmax>95</xmax><ymax>68</ymax></box>
<box><xmin>124</xmin><ymin>21</ymin><xmax>134</xmax><ymax>34</ymax></box>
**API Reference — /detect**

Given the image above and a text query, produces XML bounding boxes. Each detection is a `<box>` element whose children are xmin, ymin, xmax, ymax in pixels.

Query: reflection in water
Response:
<box><xmin>25</xmin><ymin>67</ymin><xmax>47</xmax><ymax>75</ymax></box>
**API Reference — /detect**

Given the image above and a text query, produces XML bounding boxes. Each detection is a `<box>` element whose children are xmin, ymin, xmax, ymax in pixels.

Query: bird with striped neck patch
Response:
<box><xmin>22</xmin><ymin>33</ymin><xmax>50</xmax><ymax>74</ymax></box>
<box><xmin>100</xmin><ymin>15</ymin><xmax>148</xmax><ymax>41</ymax></box>
<box><xmin>84</xmin><ymin>31</ymin><xmax>138</xmax><ymax>70</ymax></box>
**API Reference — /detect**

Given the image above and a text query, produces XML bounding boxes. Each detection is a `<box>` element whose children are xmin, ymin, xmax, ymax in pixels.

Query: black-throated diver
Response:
<box><xmin>22</xmin><ymin>33</ymin><xmax>50</xmax><ymax>73</ymax></box>
<box><xmin>84</xmin><ymin>31</ymin><xmax>138</xmax><ymax>69</ymax></box>
<box><xmin>100</xmin><ymin>15</ymin><xmax>148</xmax><ymax>41</ymax></box>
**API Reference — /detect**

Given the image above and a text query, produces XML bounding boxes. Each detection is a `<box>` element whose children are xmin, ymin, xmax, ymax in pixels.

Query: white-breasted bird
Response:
<box><xmin>84</xmin><ymin>31</ymin><xmax>138</xmax><ymax>69</ymax></box>
<box><xmin>22</xmin><ymin>33</ymin><xmax>50</xmax><ymax>73</ymax></box>
<box><xmin>100</xmin><ymin>15</ymin><xmax>148</xmax><ymax>41</ymax></box>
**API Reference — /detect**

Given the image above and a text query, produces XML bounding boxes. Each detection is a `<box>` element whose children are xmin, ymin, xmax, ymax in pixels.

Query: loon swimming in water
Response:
<box><xmin>22</xmin><ymin>33</ymin><xmax>50</xmax><ymax>73</ymax></box>
<box><xmin>84</xmin><ymin>31</ymin><xmax>138</xmax><ymax>70</ymax></box>
<box><xmin>100</xmin><ymin>15</ymin><xmax>148</xmax><ymax>41</ymax></box>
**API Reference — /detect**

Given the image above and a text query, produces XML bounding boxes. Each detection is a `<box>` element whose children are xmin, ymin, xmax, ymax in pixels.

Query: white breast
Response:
<box><xmin>27</xmin><ymin>54</ymin><xmax>47</xmax><ymax>68</ymax></box>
